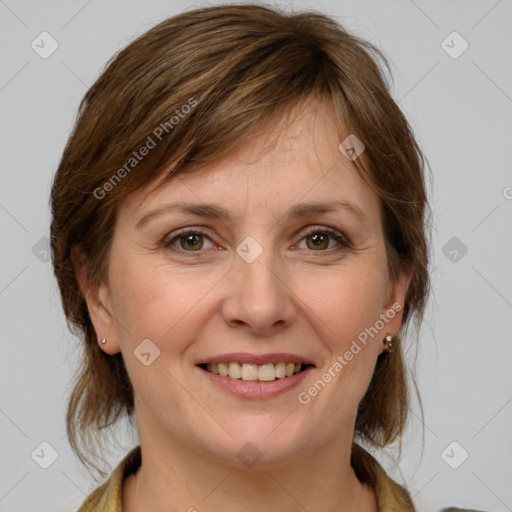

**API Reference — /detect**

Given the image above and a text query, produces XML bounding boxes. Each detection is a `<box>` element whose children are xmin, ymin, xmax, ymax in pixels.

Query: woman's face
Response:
<box><xmin>87</xmin><ymin>98</ymin><xmax>409</xmax><ymax>467</ymax></box>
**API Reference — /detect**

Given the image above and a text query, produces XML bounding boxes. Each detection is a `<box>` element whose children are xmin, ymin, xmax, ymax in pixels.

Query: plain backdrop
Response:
<box><xmin>1</xmin><ymin>1</ymin><xmax>511</xmax><ymax>511</ymax></box>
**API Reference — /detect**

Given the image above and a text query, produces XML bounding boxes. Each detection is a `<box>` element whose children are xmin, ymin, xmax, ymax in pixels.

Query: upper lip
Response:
<box><xmin>196</xmin><ymin>353</ymin><xmax>315</xmax><ymax>366</ymax></box>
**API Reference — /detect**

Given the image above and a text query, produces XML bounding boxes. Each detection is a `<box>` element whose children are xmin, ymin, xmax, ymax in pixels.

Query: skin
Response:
<box><xmin>79</xmin><ymin>97</ymin><xmax>411</xmax><ymax>512</ymax></box>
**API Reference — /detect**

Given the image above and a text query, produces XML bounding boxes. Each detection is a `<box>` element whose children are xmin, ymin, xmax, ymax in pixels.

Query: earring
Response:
<box><xmin>384</xmin><ymin>334</ymin><xmax>396</xmax><ymax>353</ymax></box>
<box><xmin>100</xmin><ymin>337</ymin><xmax>107</xmax><ymax>345</ymax></box>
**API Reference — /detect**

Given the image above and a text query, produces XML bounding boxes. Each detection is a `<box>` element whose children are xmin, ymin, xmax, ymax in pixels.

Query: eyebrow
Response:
<box><xmin>135</xmin><ymin>200</ymin><xmax>369</xmax><ymax>229</ymax></box>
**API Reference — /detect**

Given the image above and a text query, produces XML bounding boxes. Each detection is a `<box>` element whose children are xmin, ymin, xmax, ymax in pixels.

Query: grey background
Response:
<box><xmin>1</xmin><ymin>0</ymin><xmax>511</xmax><ymax>511</ymax></box>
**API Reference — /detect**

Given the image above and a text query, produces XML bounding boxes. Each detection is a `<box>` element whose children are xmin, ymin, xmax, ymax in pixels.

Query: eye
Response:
<box><xmin>162</xmin><ymin>226</ymin><xmax>351</xmax><ymax>254</ymax></box>
<box><xmin>163</xmin><ymin>229</ymin><xmax>215</xmax><ymax>252</ymax></box>
<box><xmin>297</xmin><ymin>227</ymin><xmax>351</xmax><ymax>252</ymax></box>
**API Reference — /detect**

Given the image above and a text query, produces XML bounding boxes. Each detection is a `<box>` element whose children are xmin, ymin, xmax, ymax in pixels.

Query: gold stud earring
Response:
<box><xmin>384</xmin><ymin>334</ymin><xmax>396</xmax><ymax>353</ymax></box>
<box><xmin>100</xmin><ymin>337</ymin><xmax>107</xmax><ymax>345</ymax></box>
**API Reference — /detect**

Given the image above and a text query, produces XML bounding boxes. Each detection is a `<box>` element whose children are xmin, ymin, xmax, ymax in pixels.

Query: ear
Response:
<box><xmin>380</xmin><ymin>264</ymin><xmax>412</xmax><ymax>348</ymax></box>
<box><xmin>71</xmin><ymin>247</ymin><xmax>121</xmax><ymax>356</ymax></box>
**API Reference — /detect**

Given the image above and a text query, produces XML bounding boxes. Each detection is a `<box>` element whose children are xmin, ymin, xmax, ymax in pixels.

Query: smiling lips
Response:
<box><xmin>205</xmin><ymin>362</ymin><xmax>303</xmax><ymax>381</ymax></box>
<box><xmin>197</xmin><ymin>352</ymin><xmax>314</xmax><ymax>384</ymax></box>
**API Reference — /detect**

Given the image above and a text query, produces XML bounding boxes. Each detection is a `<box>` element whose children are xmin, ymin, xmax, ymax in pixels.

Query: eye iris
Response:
<box><xmin>307</xmin><ymin>232</ymin><xmax>328</xmax><ymax>250</ymax></box>
<box><xmin>181</xmin><ymin>233</ymin><xmax>203</xmax><ymax>250</ymax></box>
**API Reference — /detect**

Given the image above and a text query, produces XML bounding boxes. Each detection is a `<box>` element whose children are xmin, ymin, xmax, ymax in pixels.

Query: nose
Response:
<box><xmin>221</xmin><ymin>248</ymin><xmax>297</xmax><ymax>337</ymax></box>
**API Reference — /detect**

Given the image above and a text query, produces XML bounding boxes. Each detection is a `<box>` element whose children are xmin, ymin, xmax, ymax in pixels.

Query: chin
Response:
<box><xmin>200</xmin><ymin>416</ymin><xmax>311</xmax><ymax>469</ymax></box>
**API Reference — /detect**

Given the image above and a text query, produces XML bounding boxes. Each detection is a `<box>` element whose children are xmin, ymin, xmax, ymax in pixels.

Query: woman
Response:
<box><xmin>50</xmin><ymin>4</ymin><xmax>478</xmax><ymax>511</ymax></box>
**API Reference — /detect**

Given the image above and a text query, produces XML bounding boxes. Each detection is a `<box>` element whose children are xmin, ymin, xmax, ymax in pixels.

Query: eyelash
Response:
<box><xmin>162</xmin><ymin>226</ymin><xmax>352</xmax><ymax>255</ymax></box>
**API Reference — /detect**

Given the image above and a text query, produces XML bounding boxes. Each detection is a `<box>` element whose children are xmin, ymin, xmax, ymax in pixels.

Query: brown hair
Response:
<box><xmin>50</xmin><ymin>3</ymin><xmax>431</xmax><ymax>476</ymax></box>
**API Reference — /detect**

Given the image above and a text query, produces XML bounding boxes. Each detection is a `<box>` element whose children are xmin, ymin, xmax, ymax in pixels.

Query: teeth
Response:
<box><xmin>241</xmin><ymin>363</ymin><xmax>258</xmax><ymax>381</ymax></box>
<box><xmin>228</xmin><ymin>362</ymin><xmax>241</xmax><ymax>379</ymax></box>
<box><xmin>218</xmin><ymin>362</ymin><xmax>229</xmax><ymax>377</ymax></box>
<box><xmin>275</xmin><ymin>362</ymin><xmax>286</xmax><ymax>378</ymax></box>
<box><xmin>258</xmin><ymin>364</ymin><xmax>275</xmax><ymax>382</ymax></box>
<box><xmin>205</xmin><ymin>362</ymin><xmax>304</xmax><ymax>381</ymax></box>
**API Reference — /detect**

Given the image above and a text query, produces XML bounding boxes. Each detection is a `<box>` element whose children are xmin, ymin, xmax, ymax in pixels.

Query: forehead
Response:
<box><xmin>119</xmin><ymin>98</ymin><xmax>381</xmax><ymax>230</ymax></box>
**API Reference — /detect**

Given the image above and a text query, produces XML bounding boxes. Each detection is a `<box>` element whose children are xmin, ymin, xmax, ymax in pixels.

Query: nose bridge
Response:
<box><xmin>222</xmin><ymin>236</ymin><xmax>295</xmax><ymax>335</ymax></box>
<box><xmin>241</xmin><ymin>247</ymin><xmax>281</xmax><ymax>293</ymax></box>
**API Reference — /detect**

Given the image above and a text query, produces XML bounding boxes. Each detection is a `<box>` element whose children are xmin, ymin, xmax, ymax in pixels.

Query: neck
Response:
<box><xmin>123</xmin><ymin>432</ymin><xmax>377</xmax><ymax>512</ymax></box>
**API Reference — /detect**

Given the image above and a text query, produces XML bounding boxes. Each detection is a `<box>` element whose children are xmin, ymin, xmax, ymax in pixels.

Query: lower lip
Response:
<box><xmin>198</xmin><ymin>366</ymin><xmax>312</xmax><ymax>400</ymax></box>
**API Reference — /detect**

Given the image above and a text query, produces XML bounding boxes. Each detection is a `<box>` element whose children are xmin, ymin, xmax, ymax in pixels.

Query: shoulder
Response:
<box><xmin>351</xmin><ymin>444</ymin><xmax>490</xmax><ymax>512</ymax></box>
<box><xmin>76</xmin><ymin>446</ymin><xmax>142</xmax><ymax>512</ymax></box>
<box><xmin>440</xmin><ymin>509</ymin><xmax>489</xmax><ymax>512</ymax></box>
<box><xmin>351</xmin><ymin>443</ymin><xmax>416</xmax><ymax>511</ymax></box>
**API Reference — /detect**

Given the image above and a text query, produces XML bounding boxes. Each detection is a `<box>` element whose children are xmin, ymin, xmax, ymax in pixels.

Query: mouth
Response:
<box><xmin>195</xmin><ymin>353</ymin><xmax>315</xmax><ymax>399</ymax></box>
<box><xmin>198</xmin><ymin>362</ymin><xmax>314</xmax><ymax>382</ymax></box>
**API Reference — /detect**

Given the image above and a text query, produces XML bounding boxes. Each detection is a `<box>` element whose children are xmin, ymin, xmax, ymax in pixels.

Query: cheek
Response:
<box><xmin>305</xmin><ymin>264</ymin><xmax>388</xmax><ymax>349</ymax></box>
<box><xmin>108</xmin><ymin>252</ymin><xmax>218</xmax><ymax>352</ymax></box>
<box><xmin>295</xmin><ymin>263</ymin><xmax>388</xmax><ymax>407</ymax></box>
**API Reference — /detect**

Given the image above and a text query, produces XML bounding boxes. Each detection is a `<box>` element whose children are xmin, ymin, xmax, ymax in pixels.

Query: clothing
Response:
<box><xmin>76</xmin><ymin>444</ymin><xmax>482</xmax><ymax>512</ymax></box>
